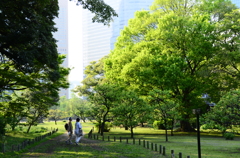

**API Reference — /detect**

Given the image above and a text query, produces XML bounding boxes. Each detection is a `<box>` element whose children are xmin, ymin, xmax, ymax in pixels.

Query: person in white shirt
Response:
<box><xmin>74</xmin><ymin>118</ymin><xmax>83</xmax><ymax>145</ymax></box>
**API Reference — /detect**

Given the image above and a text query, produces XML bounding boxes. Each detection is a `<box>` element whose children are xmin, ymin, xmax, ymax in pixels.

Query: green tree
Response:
<box><xmin>24</xmin><ymin>90</ymin><xmax>54</xmax><ymax>133</ymax></box>
<box><xmin>112</xmin><ymin>90</ymin><xmax>151</xmax><ymax>138</ymax></box>
<box><xmin>73</xmin><ymin>57</ymin><xmax>107</xmax><ymax>133</ymax></box>
<box><xmin>147</xmin><ymin>89</ymin><xmax>178</xmax><ymax>141</ymax></box>
<box><xmin>0</xmin><ymin>0</ymin><xmax>69</xmax><ymax>100</ymax></box>
<box><xmin>0</xmin><ymin>0</ymin><xmax>117</xmax><ymax>94</ymax></box>
<box><xmin>59</xmin><ymin>96</ymin><xmax>69</xmax><ymax>111</ymax></box>
<box><xmin>0</xmin><ymin>55</ymin><xmax>69</xmax><ymax>133</ymax></box>
<box><xmin>74</xmin><ymin>57</ymin><xmax>106</xmax><ymax>97</ymax></box>
<box><xmin>86</xmin><ymin>102</ymin><xmax>105</xmax><ymax>133</ymax></box>
<box><xmin>88</xmin><ymin>83</ymin><xmax>122</xmax><ymax>136</ymax></box>
<box><xmin>48</xmin><ymin>109</ymin><xmax>64</xmax><ymax>125</ymax></box>
<box><xmin>0</xmin><ymin>0</ymin><xmax>59</xmax><ymax>74</ymax></box>
<box><xmin>68</xmin><ymin>94</ymin><xmax>92</xmax><ymax>122</ymax></box>
<box><xmin>203</xmin><ymin>90</ymin><xmax>240</xmax><ymax>134</ymax></box>
<box><xmin>104</xmin><ymin>0</ymin><xmax>240</xmax><ymax>131</ymax></box>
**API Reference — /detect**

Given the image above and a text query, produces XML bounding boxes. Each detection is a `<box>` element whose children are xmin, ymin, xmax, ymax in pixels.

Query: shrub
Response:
<box><xmin>223</xmin><ymin>132</ymin><xmax>235</xmax><ymax>140</ymax></box>
<box><xmin>95</xmin><ymin>122</ymin><xmax>113</xmax><ymax>132</ymax></box>
<box><xmin>33</xmin><ymin>127</ymin><xmax>48</xmax><ymax>133</ymax></box>
<box><xmin>153</xmin><ymin>121</ymin><xmax>165</xmax><ymax>130</ymax></box>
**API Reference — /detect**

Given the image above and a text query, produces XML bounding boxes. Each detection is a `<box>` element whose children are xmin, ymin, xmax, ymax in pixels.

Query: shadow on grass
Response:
<box><xmin>1</xmin><ymin>133</ymin><xmax>162</xmax><ymax>158</ymax></box>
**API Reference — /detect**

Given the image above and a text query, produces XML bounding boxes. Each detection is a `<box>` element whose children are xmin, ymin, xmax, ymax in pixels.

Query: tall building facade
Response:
<box><xmin>82</xmin><ymin>0</ymin><xmax>154</xmax><ymax>74</ymax></box>
<box><xmin>82</xmin><ymin>0</ymin><xmax>239</xmax><ymax>73</ymax></box>
<box><xmin>53</xmin><ymin>0</ymin><xmax>82</xmax><ymax>99</ymax></box>
<box><xmin>53</xmin><ymin>0</ymin><xmax>69</xmax><ymax>98</ymax></box>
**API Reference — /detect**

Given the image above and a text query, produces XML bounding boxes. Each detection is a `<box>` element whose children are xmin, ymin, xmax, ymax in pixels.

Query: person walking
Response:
<box><xmin>66</xmin><ymin>117</ymin><xmax>73</xmax><ymax>144</ymax></box>
<box><xmin>74</xmin><ymin>117</ymin><xmax>83</xmax><ymax>145</ymax></box>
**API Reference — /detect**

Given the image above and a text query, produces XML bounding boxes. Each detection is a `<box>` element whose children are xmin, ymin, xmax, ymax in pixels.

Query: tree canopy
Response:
<box><xmin>0</xmin><ymin>0</ymin><xmax>59</xmax><ymax>73</ymax></box>
<box><xmin>0</xmin><ymin>0</ymin><xmax>118</xmax><ymax>134</ymax></box>
<box><xmin>203</xmin><ymin>90</ymin><xmax>240</xmax><ymax>134</ymax></box>
<box><xmin>73</xmin><ymin>0</ymin><xmax>118</xmax><ymax>25</ymax></box>
<box><xmin>104</xmin><ymin>0</ymin><xmax>240</xmax><ymax>131</ymax></box>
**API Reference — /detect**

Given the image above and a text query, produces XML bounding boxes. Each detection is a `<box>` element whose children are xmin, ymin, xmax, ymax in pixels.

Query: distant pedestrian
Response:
<box><xmin>66</xmin><ymin>117</ymin><xmax>73</xmax><ymax>144</ymax></box>
<box><xmin>74</xmin><ymin>117</ymin><xmax>83</xmax><ymax>145</ymax></box>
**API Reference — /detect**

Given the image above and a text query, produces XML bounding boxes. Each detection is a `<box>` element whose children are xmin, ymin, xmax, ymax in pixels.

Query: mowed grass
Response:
<box><xmin>92</xmin><ymin>126</ymin><xmax>240</xmax><ymax>158</ymax></box>
<box><xmin>0</xmin><ymin>121</ymin><xmax>66</xmax><ymax>155</ymax></box>
<box><xmin>1</xmin><ymin>121</ymin><xmax>240</xmax><ymax>158</ymax></box>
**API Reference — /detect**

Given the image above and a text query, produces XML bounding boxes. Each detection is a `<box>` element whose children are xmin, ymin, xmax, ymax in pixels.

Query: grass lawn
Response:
<box><xmin>91</xmin><ymin>126</ymin><xmax>240</xmax><ymax>158</ymax></box>
<box><xmin>0</xmin><ymin>121</ymin><xmax>63</xmax><ymax>153</ymax></box>
<box><xmin>1</xmin><ymin>121</ymin><xmax>240</xmax><ymax>158</ymax></box>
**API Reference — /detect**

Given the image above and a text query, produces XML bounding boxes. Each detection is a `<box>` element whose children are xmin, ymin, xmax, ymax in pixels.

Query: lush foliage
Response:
<box><xmin>112</xmin><ymin>90</ymin><xmax>151</xmax><ymax>138</ymax></box>
<box><xmin>203</xmin><ymin>90</ymin><xmax>240</xmax><ymax>134</ymax></box>
<box><xmin>0</xmin><ymin>0</ymin><xmax>70</xmax><ymax>135</ymax></box>
<box><xmin>0</xmin><ymin>0</ymin><xmax>59</xmax><ymax>74</ymax></box>
<box><xmin>0</xmin><ymin>0</ymin><xmax>118</xmax><ymax>135</ymax></box>
<box><xmin>223</xmin><ymin>132</ymin><xmax>235</xmax><ymax>140</ymax></box>
<box><xmin>94</xmin><ymin>121</ymin><xmax>113</xmax><ymax>132</ymax></box>
<box><xmin>67</xmin><ymin>94</ymin><xmax>92</xmax><ymax>122</ymax></box>
<box><xmin>104</xmin><ymin>0</ymin><xmax>240</xmax><ymax>131</ymax></box>
<box><xmin>73</xmin><ymin>0</ymin><xmax>117</xmax><ymax>25</ymax></box>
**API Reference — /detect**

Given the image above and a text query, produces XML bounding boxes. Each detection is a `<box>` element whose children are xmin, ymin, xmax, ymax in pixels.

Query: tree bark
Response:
<box><xmin>27</xmin><ymin>124</ymin><xmax>32</xmax><ymax>133</ymax></box>
<box><xmin>100</xmin><ymin>110</ymin><xmax>109</xmax><ymax>136</ymax></box>
<box><xmin>130</xmin><ymin>126</ymin><xmax>134</xmax><ymax>138</ymax></box>
<box><xmin>171</xmin><ymin>120</ymin><xmax>174</xmax><ymax>136</ymax></box>
<box><xmin>164</xmin><ymin>120</ymin><xmax>168</xmax><ymax>142</ymax></box>
<box><xmin>180</xmin><ymin>120</ymin><xmax>195</xmax><ymax>132</ymax></box>
<box><xmin>98</xmin><ymin>122</ymin><xmax>101</xmax><ymax>134</ymax></box>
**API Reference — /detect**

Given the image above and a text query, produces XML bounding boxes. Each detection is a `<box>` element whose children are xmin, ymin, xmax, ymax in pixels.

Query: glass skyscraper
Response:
<box><xmin>82</xmin><ymin>0</ymin><xmax>154</xmax><ymax>74</ymax></box>
<box><xmin>53</xmin><ymin>0</ymin><xmax>69</xmax><ymax>98</ymax></box>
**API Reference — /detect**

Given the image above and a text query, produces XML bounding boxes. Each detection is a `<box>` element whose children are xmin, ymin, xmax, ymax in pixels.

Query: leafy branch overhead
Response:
<box><xmin>74</xmin><ymin>0</ymin><xmax>118</xmax><ymax>25</ymax></box>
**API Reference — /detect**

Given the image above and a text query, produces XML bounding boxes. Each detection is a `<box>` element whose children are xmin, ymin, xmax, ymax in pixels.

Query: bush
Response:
<box><xmin>223</xmin><ymin>132</ymin><xmax>235</xmax><ymax>140</ymax></box>
<box><xmin>153</xmin><ymin>121</ymin><xmax>165</xmax><ymax>130</ymax></box>
<box><xmin>95</xmin><ymin>122</ymin><xmax>113</xmax><ymax>132</ymax></box>
<box><xmin>33</xmin><ymin>127</ymin><xmax>48</xmax><ymax>133</ymax></box>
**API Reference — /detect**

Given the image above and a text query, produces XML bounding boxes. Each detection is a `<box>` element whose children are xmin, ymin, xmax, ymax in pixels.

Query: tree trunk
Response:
<box><xmin>180</xmin><ymin>120</ymin><xmax>195</xmax><ymax>132</ymax></box>
<box><xmin>55</xmin><ymin>119</ymin><xmax>57</xmax><ymax>125</ymax></box>
<box><xmin>130</xmin><ymin>126</ymin><xmax>134</xmax><ymax>138</ymax></box>
<box><xmin>27</xmin><ymin>124</ymin><xmax>32</xmax><ymax>133</ymax></box>
<box><xmin>101</xmin><ymin>111</ymin><xmax>109</xmax><ymax>136</ymax></box>
<box><xmin>97</xmin><ymin>120</ymin><xmax>101</xmax><ymax>134</ymax></box>
<box><xmin>124</xmin><ymin>121</ymin><xmax>128</xmax><ymax>130</ymax></box>
<box><xmin>171</xmin><ymin>120</ymin><xmax>174</xmax><ymax>136</ymax></box>
<box><xmin>101</xmin><ymin>121</ymin><xmax>105</xmax><ymax>136</ymax></box>
<box><xmin>164</xmin><ymin>120</ymin><xmax>168</xmax><ymax>142</ymax></box>
<box><xmin>98</xmin><ymin>123</ymin><xmax>101</xmax><ymax>134</ymax></box>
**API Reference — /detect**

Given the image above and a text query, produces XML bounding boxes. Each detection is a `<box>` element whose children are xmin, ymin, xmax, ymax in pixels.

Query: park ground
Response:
<box><xmin>5</xmin><ymin>132</ymin><xmax>162</xmax><ymax>158</ymax></box>
<box><xmin>2</xmin><ymin>121</ymin><xmax>240</xmax><ymax>158</ymax></box>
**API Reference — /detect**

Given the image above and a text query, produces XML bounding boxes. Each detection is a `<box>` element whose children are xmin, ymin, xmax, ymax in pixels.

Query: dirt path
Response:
<box><xmin>20</xmin><ymin>133</ymin><xmax>104</xmax><ymax>158</ymax></box>
<box><xmin>17</xmin><ymin>132</ymin><xmax>162</xmax><ymax>158</ymax></box>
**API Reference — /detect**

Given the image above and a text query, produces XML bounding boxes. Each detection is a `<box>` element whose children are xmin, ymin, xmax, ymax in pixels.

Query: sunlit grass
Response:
<box><xmin>91</xmin><ymin>126</ymin><xmax>240</xmax><ymax>158</ymax></box>
<box><xmin>2</xmin><ymin>121</ymin><xmax>240</xmax><ymax>158</ymax></box>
